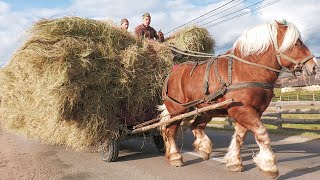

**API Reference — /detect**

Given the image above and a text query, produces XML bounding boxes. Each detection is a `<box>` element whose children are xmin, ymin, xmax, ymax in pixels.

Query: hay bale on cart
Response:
<box><xmin>0</xmin><ymin>17</ymin><xmax>215</xmax><ymax>154</ymax></box>
<box><xmin>165</xmin><ymin>26</ymin><xmax>215</xmax><ymax>62</ymax></box>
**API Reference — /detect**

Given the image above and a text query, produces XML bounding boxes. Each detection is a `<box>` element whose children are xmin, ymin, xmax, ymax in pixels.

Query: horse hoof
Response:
<box><xmin>198</xmin><ymin>150</ymin><xmax>210</xmax><ymax>160</ymax></box>
<box><xmin>227</xmin><ymin>164</ymin><xmax>244</xmax><ymax>172</ymax></box>
<box><xmin>170</xmin><ymin>159</ymin><xmax>184</xmax><ymax>167</ymax></box>
<box><xmin>261</xmin><ymin>170</ymin><xmax>279</xmax><ymax>179</ymax></box>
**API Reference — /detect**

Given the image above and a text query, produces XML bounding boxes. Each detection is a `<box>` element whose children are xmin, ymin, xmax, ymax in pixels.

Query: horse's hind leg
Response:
<box><xmin>190</xmin><ymin>114</ymin><xmax>213</xmax><ymax>160</ymax></box>
<box><xmin>229</xmin><ymin>106</ymin><xmax>279</xmax><ymax>179</ymax></box>
<box><xmin>159</xmin><ymin>104</ymin><xmax>184</xmax><ymax>167</ymax></box>
<box><xmin>163</xmin><ymin>120</ymin><xmax>184</xmax><ymax>167</ymax></box>
<box><xmin>224</xmin><ymin>123</ymin><xmax>247</xmax><ymax>172</ymax></box>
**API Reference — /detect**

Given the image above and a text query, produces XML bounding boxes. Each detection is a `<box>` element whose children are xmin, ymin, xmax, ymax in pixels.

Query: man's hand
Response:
<box><xmin>157</xmin><ymin>30</ymin><xmax>164</xmax><ymax>42</ymax></box>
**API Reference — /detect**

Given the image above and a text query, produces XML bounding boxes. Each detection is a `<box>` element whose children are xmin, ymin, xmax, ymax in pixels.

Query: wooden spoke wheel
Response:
<box><xmin>100</xmin><ymin>138</ymin><xmax>119</xmax><ymax>162</ymax></box>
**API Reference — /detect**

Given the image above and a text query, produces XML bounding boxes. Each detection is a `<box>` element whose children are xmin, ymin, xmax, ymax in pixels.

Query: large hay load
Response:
<box><xmin>0</xmin><ymin>17</ymin><xmax>214</xmax><ymax>150</ymax></box>
<box><xmin>166</xmin><ymin>26</ymin><xmax>215</xmax><ymax>53</ymax></box>
<box><xmin>165</xmin><ymin>26</ymin><xmax>215</xmax><ymax>62</ymax></box>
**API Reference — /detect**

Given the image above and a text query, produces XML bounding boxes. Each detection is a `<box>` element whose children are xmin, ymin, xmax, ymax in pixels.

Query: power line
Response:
<box><xmin>301</xmin><ymin>25</ymin><xmax>320</xmax><ymax>33</ymax></box>
<box><xmin>292</xmin><ymin>9</ymin><xmax>320</xmax><ymax>22</ymax></box>
<box><xmin>304</xmin><ymin>34</ymin><xmax>320</xmax><ymax>39</ymax></box>
<box><xmin>194</xmin><ymin>0</ymin><xmax>247</xmax><ymax>25</ymax></box>
<box><xmin>200</xmin><ymin>0</ymin><xmax>266</xmax><ymax>27</ymax></box>
<box><xmin>205</xmin><ymin>0</ymin><xmax>281</xmax><ymax>28</ymax></box>
<box><xmin>164</xmin><ymin>0</ymin><xmax>237</xmax><ymax>35</ymax></box>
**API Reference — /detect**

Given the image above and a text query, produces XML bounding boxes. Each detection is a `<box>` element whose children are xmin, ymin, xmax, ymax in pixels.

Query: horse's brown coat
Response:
<box><xmin>160</xmin><ymin>21</ymin><xmax>318</xmax><ymax>178</ymax></box>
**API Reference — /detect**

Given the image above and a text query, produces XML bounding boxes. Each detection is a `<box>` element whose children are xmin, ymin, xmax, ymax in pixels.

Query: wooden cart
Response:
<box><xmin>100</xmin><ymin>99</ymin><xmax>233</xmax><ymax>162</ymax></box>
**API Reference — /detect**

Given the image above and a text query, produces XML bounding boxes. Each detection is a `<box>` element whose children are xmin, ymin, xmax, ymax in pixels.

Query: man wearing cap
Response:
<box><xmin>135</xmin><ymin>13</ymin><xmax>164</xmax><ymax>42</ymax></box>
<box><xmin>120</xmin><ymin>18</ymin><xmax>129</xmax><ymax>30</ymax></box>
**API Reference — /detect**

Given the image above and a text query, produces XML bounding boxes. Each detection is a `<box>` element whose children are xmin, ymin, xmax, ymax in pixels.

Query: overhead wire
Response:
<box><xmin>204</xmin><ymin>0</ymin><xmax>281</xmax><ymax>28</ymax></box>
<box><xmin>199</xmin><ymin>0</ymin><xmax>265</xmax><ymax>27</ymax></box>
<box><xmin>291</xmin><ymin>9</ymin><xmax>320</xmax><ymax>22</ymax></box>
<box><xmin>193</xmin><ymin>0</ymin><xmax>247</xmax><ymax>25</ymax></box>
<box><xmin>164</xmin><ymin>0</ymin><xmax>237</xmax><ymax>35</ymax></box>
<box><xmin>301</xmin><ymin>25</ymin><xmax>320</xmax><ymax>34</ymax></box>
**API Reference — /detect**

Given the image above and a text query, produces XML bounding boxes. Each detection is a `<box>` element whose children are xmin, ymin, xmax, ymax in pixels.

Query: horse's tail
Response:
<box><xmin>157</xmin><ymin>104</ymin><xmax>170</xmax><ymax>139</ymax></box>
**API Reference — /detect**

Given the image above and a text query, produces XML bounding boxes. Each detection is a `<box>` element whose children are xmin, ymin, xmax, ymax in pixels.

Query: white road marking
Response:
<box><xmin>182</xmin><ymin>151</ymin><xmax>225</xmax><ymax>163</ymax></box>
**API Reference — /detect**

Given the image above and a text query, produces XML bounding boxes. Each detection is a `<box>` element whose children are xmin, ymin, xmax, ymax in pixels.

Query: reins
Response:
<box><xmin>161</xmin><ymin>40</ymin><xmax>314</xmax><ymax>107</ymax></box>
<box><xmin>165</xmin><ymin>43</ymin><xmax>314</xmax><ymax>74</ymax></box>
<box><xmin>165</xmin><ymin>44</ymin><xmax>282</xmax><ymax>72</ymax></box>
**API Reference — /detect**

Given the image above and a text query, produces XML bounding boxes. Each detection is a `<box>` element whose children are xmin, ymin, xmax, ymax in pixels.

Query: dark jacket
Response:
<box><xmin>134</xmin><ymin>24</ymin><xmax>160</xmax><ymax>40</ymax></box>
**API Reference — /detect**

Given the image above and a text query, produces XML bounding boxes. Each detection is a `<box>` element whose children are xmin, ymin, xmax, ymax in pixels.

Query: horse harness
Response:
<box><xmin>162</xmin><ymin>47</ymin><xmax>314</xmax><ymax>108</ymax></box>
<box><xmin>162</xmin><ymin>57</ymin><xmax>275</xmax><ymax>108</ymax></box>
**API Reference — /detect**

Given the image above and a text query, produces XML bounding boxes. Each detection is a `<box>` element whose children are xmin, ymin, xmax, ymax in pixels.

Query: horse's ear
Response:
<box><xmin>275</xmin><ymin>20</ymin><xmax>287</xmax><ymax>27</ymax></box>
<box><xmin>275</xmin><ymin>20</ymin><xmax>282</xmax><ymax>26</ymax></box>
<box><xmin>275</xmin><ymin>20</ymin><xmax>287</xmax><ymax>33</ymax></box>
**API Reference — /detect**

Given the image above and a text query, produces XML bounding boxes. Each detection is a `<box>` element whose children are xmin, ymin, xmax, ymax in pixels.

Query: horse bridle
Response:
<box><xmin>271</xmin><ymin>25</ymin><xmax>315</xmax><ymax>76</ymax></box>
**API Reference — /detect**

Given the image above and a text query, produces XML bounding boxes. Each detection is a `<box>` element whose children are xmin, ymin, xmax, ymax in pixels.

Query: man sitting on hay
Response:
<box><xmin>135</xmin><ymin>12</ymin><xmax>164</xmax><ymax>42</ymax></box>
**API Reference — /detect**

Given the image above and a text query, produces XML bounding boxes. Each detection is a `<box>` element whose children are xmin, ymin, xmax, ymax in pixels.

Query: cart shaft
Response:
<box><xmin>130</xmin><ymin>99</ymin><xmax>233</xmax><ymax>134</ymax></box>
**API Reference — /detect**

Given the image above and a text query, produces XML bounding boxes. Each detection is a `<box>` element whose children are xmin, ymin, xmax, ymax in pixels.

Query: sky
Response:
<box><xmin>0</xmin><ymin>0</ymin><xmax>319</xmax><ymax>66</ymax></box>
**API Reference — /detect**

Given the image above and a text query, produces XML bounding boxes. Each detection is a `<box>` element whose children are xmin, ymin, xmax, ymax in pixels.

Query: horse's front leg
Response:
<box><xmin>190</xmin><ymin>114</ymin><xmax>213</xmax><ymax>160</ymax></box>
<box><xmin>224</xmin><ymin>122</ymin><xmax>247</xmax><ymax>172</ymax></box>
<box><xmin>162</xmin><ymin>121</ymin><xmax>184</xmax><ymax>167</ymax></box>
<box><xmin>253</xmin><ymin>123</ymin><xmax>278</xmax><ymax>178</ymax></box>
<box><xmin>229</xmin><ymin>105</ymin><xmax>279</xmax><ymax>179</ymax></box>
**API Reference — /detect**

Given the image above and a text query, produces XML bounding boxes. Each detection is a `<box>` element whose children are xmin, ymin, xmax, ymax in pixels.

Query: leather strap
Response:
<box><xmin>203</xmin><ymin>58</ymin><xmax>215</xmax><ymax>94</ymax></box>
<box><xmin>190</xmin><ymin>62</ymin><xmax>198</xmax><ymax>76</ymax></box>
<box><xmin>204</xmin><ymin>82</ymin><xmax>274</xmax><ymax>102</ymax></box>
<box><xmin>227</xmin><ymin>82</ymin><xmax>274</xmax><ymax>92</ymax></box>
<box><xmin>228</xmin><ymin>57</ymin><xmax>233</xmax><ymax>85</ymax></box>
<box><xmin>214</xmin><ymin>58</ymin><xmax>226</xmax><ymax>87</ymax></box>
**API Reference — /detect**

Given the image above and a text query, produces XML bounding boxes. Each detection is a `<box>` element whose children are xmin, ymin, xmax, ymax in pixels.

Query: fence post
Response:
<box><xmin>227</xmin><ymin>117</ymin><xmax>233</xmax><ymax>127</ymax></box>
<box><xmin>276</xmin><ymin>105</ymin><xmax>282</xmax><ymax>129</ymax></box>
<box><xmin>313</xmin><ymin>93</ymin><xmax>315</xmax><ymax>102</ymax></box>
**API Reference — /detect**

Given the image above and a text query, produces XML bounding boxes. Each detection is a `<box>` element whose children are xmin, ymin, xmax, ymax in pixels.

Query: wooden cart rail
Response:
<box><xmin>130</xmin><ymin>99</ymin><xmax>234</xmax><ymax>134</ymax></box>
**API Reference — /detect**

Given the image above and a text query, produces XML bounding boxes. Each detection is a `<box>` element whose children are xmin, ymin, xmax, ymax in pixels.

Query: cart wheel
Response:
<box><xmin>100</xmin><ymin>138</ymin><xmax>119</xmax><ymax>162</ymax></box>
<box><xmin>153</xmin><ymin>135</ymin><xmax>165</xmax><ymax>153</ymax></box>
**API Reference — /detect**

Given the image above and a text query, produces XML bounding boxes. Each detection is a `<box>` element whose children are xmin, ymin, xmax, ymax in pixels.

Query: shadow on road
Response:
<box><xmin>184</xmin><ymin>158</ymin><xmax>204</xmax><ymax>166</ymax></box>
<box><xmin>113</xmin><ymin>128</ymin><xmax>320</xmax><ymax>179</ymax></box>
<box><xmin>278</xmin><ymin>165</ymin><xmax>320</xmax><ymax>180</ymax></box>
<box><xmin>116</xmin><ymin>138</ymin><xmax>163</xmax><ymax>162</ymax></box>
<box><xmin>117</xmin><ymin>150</ymin><xmax>163</xmax><ymax>162</ymax></box>
<box><xmin>212</xmin><ymin>131</ymin><xmax>320</xmax><ymax>179</ymax></box>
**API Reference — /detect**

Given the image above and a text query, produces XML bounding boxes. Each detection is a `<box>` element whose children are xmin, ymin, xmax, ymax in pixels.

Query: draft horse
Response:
<box><xmin>158</xmin><ymin>20</ymin><xmax>318</xmax><ymax>178</ymax></box>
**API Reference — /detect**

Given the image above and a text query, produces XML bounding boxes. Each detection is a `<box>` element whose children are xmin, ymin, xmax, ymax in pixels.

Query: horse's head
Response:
<box><xmin>233</xmin><ymin>20</ymin><xmax>318</xmax><ymax>76</ymax></box>
<box><xmin>273</xmin><ymin>20</ymin><xmax>318</xmax><ymax>76</ymax></box>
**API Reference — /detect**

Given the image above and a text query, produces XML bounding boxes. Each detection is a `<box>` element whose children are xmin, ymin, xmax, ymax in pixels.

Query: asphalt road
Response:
<box><xmin>1</xmin><ymin>127</ymin><xmax>319</xmax><ymax>180</ymax></box>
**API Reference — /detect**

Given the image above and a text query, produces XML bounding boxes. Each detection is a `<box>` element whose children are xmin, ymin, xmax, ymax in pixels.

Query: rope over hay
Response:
<box><xmin>0</xmin><ymin>17</ymin><xmax>215</xmax><ymax>150</ymax></box>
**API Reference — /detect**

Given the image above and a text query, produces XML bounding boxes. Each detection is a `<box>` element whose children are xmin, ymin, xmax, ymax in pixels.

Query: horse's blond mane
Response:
<box><xmin>232</xmin><ymin>20</ymin><xmax>301</xmax><ymax>57</ymax></box>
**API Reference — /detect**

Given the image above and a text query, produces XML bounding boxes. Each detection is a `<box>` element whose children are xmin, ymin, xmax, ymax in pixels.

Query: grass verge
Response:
<box><xmin>208</xmin><ymin>121</ymin><xmax>320</xmax><ymax>139</ymax></box>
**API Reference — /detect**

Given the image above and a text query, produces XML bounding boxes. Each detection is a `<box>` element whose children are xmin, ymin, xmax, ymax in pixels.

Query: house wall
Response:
<box><xmin>275</xmin><ymin>58</ymin><xmax>320</xmax><ymax>88</ymax></box>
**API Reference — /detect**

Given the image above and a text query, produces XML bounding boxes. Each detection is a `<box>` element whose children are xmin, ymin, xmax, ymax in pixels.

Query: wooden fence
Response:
<box><xmin>272</xmin><ymin>94</ymin><xmax>320</xmax><ymax>101</ymax></box>
<box><xmin>261</xmin><ymin>108</ymin><xmax>320</xmax><ymax>129</ymax></box>
<box><xmin>218</xmin><ymin>101</ymin><xmax>320</xmax><ymax>130</ymax></box>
